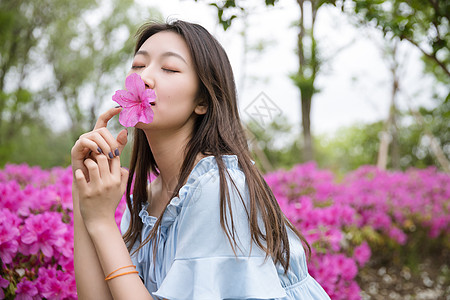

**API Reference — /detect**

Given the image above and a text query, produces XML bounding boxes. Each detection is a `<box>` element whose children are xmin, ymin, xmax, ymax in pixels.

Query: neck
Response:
<box><xmin>143</xmin><ymin>128</ymin><xmax>190</xmax><ymax>197</ymax></box>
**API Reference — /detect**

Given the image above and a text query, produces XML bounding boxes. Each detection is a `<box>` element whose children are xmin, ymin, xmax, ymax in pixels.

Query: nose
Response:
<box><xmin>140</xmin><ymin>66</ymin><xmax>155</xmax><ymax>89</ymax></box>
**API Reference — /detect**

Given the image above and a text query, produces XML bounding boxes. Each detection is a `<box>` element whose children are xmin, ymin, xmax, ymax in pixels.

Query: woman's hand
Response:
<box><xmin>71</xmin><ymin>107</ymin><xmax>127</xmax><ymax>179</ymax></box>
<box><xmin>71</xmin><ymin>107</ymin><xmax>129</xmax><ymax>229</ymax></box>
<box><xmin>74</xmin><ymin>154</ymin><xmax>128</xmax><ymax>229</ymax></box>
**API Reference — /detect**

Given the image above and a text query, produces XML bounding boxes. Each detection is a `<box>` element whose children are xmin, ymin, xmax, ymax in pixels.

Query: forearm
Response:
<box><xmin>86</xmin><ymin>218</ymin><xmax>153</xmax><ymax>300</ymax></box>
<box><xmin>73</xmin><ymin>183</ymin><xmax>113</xmax><ymax>300</ymax></box>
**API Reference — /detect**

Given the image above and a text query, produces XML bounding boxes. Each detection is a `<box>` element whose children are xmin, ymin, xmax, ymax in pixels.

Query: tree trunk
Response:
<box><xmin>301</xmin><ymin>96</ymin><xmax>313</xmax><ymax>161</ymax></box>
<box><xmin>377</xmin><ymin>41</ymin><xmax>400</xmax><ymax>170</ymax></box>
<box><xmin>408</xmin><ymin>107</ymin><xmax>450</xmax><ymax>173</ymax></box>
<box><xmin>296</xmin><ymin>0</ymin><xmax>316</xmax><ymax>162</ymax></box>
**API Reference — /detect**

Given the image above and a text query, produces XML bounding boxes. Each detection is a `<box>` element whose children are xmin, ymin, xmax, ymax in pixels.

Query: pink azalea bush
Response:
<box><xmin>0</xmin><ymin>165</ymin><xmax>126</xmax><ymax>299</ymax></box>
<box><xmin>0</xmin><ymin>162</ymin><xmax>449</xmax><ymax>299</ymax></box>
<box><xmin>264</xmin><ymin>162</ymin><xmax>449</xmax><ymax>299</ymax></box>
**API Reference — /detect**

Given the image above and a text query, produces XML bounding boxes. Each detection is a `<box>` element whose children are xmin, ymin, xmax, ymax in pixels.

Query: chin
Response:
<box><xmin>134</xmin><ymin>121</ymin><xmax>153</xmax><ymax>129</ymax></box>
<box><xmin>136</xmin><ymin>118</ymin><xmax>162</xmax><ymax>130</ymax></box>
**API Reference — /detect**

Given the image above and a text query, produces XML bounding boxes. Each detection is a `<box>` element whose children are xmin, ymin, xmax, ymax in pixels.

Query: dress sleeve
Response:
<box><xmin>153</xmin><ymin>168</ymin><xmax>287</xmax><ymax>300</ymax></box>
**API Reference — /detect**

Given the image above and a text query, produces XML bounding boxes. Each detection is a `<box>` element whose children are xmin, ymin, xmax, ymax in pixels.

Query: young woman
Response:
<box><xmin>71</xmin><ymin>20</ymin><xmax>330</xmax><ymax>300</ymax></box>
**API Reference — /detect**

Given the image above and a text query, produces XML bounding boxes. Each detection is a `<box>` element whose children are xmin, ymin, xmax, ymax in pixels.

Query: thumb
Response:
<box><xmin>120</xmin><ymin>167</ymin><xmax>129</xmax><ymax>195</ymax></box>
<box><xmin>116</xmin><ymin>129</ymin><xmax>128</xmax><ymax>153</ymax></box>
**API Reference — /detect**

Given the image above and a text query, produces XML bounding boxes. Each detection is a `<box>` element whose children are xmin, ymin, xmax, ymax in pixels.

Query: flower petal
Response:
<box><xmin>119</xmin><ymin>104</ymin><xmax>141</xmax><ymax>127</ymax></box>
<box><xmin>41</xmin><ymin>243</ymin><xmax>53</xmax><ymax>258</ymax></box>
<box><xmin>141</xmin><ymin>88</ymin><xmax>156</xmax><ymax>104</ymax></box>
<box><xmin>138</xmin><ymin>104</ymin><xmax>154</xmax><ymax>124</ymax></box>
<box><xmin>125</xmin><ymin>73</ymin><xmax>145</xmax><ymax>99</ymax></box>
<box><xmin>112</xmin><ymin>90</ymin><xmax>138</xmax><ymax>107</ymax></box>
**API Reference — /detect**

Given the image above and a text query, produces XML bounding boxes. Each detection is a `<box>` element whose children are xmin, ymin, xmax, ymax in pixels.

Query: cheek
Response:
<box><xmin>158</xmin><ymin>79</ymin><xmax>198</xmax><ymax>107</ymax></box>
<box><xmin>152</xmin><ymin>73</ymin><xmax>199</xmax><ymax>112</ymax></box>
<box><xmin>153</xmin><ymin>90</ymin><xmax>193</xmax><ymax>118</ymax></box>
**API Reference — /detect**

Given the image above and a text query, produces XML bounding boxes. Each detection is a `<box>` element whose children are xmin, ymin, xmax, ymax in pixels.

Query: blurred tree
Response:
<box><xmin>247</xmin><ymin>115</ymin><xmax>303</xmax><ymax>172</ymax></box>
<box><xmin>194</xmin><ymin>0</ymin><xmax>339</xmax><ymax>162</ymax></box>
<box><xmin>405</xmin><ymin>98</ymin><xmax>450</xmax><ymax>171</ymax></box>
<box><xmin>377</xmin><ymin>38</ymin><xmax>401</xmax><ymax>170</ymax></box>
<box><xmin>0</xmin><ymin>0</ymin><xmax>160</xmax><ymax>167</ymax></box>
<box><xmin>346</xmin><ymin>0</ymin><xmax>449</xmax><ymax>172</ymax></box>
<box><xmin>315</xmin><ymin>115</ymin><xmax>448</xmax><ymax>173</ymax></box>
<box><xmin>347</xmin><ymin>0</ymin><xmax>449</xmax><ymax>79</ymax></box>
<box><xmin>315</xmin><ymin>121</ymin><xmax>384</xmax><ymax>173</ymax></box>
<box><xmin>249</xmin><ymin>112</ymin><xmax>448</xmax><ymax>174</ymax></box>
<box><xmin>197</xmin><ymin>0</ymin><xmax>449</xmax><ymax>170</ymax></box>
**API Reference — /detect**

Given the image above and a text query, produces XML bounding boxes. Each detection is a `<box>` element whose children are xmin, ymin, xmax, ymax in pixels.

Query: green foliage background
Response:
<box><xmin>0</xmin><ymin>0</ymin><xmax>161</xmax><ymax>168</ymax></box>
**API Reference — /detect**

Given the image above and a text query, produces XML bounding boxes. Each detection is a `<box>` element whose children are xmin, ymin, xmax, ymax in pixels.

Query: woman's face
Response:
<box><xmin>128</xmin><ymin>31</ymin><xmax>205</xmax><ymax>132</ymax></box>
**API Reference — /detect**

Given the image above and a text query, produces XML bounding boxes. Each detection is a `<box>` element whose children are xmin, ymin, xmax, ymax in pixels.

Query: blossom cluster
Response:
<box><xmin>0</xmin><ymin>164</ymin><xmax>126</xmax><ymax>299</ymax></box>
<box><xmin>265</xmin><ymin>162</ymin><xmax>449</xmax><ymax>299</ymax></box>
<box><xmin>0</xmin><ymin>162</ymin><xmax>448</xmax><ymax>299</ymax></box>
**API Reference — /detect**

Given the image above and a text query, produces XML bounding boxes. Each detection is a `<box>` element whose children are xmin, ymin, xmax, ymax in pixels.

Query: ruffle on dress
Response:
<box><xmin>120</xmin><ymin>155</ymin><xmax>331</xmax><ymax>300</ymax></box>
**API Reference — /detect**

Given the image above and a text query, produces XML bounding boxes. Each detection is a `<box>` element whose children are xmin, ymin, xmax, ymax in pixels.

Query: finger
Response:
<box><xmin>96</xmin><ymin>154</ymin><xmax>111</xmax><ymax>179</ymax></box>
<box><xmin>74</xmin><ymin>169</ymin><xmax>89</xmax><ymax>192</ymax></box>
<box><xmin>95</xmin><ymin>128</ymin><xmax>120</xmax><ymax>158</ymax></box>
<box><xmin>120</xmin><ymin>167</ymin><xmax>129</xmax><ymax>195</ymax></box>
<box><xmin>84</xmin><ymin>159</ymin><xmax>101</xmax><ymax>185</ymax></box>
<box><xmin>82</xmin><ymin>132</ymin><xmax>113</xmax><ymax>159</ymax></box>
<box><xmin>110</xmin><ymin>156</ymin><xmax>121</xmax><ymax>178</ymax></box>
<box><xmin>116</xmin><ymin>129</ymin><xmax>128</xmax><ymax>153</ymax></box>
<box><xmin>94</xmin><ymin>107</ymin><xmax>122</xmax><ymax>130</ymax></box>
<box><xmin>72</xmin><ymin>139</ymin><xmax>102</xmax><ymax>161</ymax></box>
<box><xmin>73</xmin><ymin>164</ymin><xmax>90</xmax><ymax>182</ymax></box>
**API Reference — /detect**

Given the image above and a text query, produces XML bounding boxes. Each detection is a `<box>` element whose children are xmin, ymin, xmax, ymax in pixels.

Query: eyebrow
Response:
<box><xmin>135</xmin><ymin>50</ymin><xmax>188</xmax><ymax>65</ymax></box>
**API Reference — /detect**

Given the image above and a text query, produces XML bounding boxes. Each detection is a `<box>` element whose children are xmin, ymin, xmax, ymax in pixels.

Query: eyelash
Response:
<box><xmin>162</xmin><ymin>68</ymin><xmax>178</xmax><ymax>73</ymax></box>
<box><xmin>131</xmin><ymin>66</ymin><xmax>179</xmax><ymax>73</ymax></box>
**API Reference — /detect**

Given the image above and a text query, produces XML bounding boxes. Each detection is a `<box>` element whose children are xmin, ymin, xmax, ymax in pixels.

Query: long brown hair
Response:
<box><xmin>123</xmin><ymin>20</ymin><xmax>310</xmax><ymax>273</ymax></box>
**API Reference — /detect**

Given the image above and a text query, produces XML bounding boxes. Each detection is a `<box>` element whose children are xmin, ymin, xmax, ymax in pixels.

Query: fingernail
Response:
<box><xmin>97</xmin><ymin>147</ymin><xmax>103</xmax><ymax>154</ymax></box>
<box><xmin>108</xmin><ymin>152</ymin><xmax>114</xmax><ymax>159</ymax></box>
<box><xmin>115</xmin><ymin>105</ymin><xmax>122</xmax><ymax>108</ymax></box>
<box><xmin>114</xmin><ymin>148</ymin><xmax>120</xmax><ymax>156</ymax></box>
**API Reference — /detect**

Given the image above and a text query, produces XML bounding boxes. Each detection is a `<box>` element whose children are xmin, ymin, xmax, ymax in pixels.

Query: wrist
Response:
<box><xmin>85</xmin><ymin>217</ymin><xmax>118</xmax><ymax>238</ymax></box>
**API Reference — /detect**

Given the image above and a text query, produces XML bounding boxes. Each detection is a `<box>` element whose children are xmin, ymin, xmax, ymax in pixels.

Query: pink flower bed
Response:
<box><xmin>265</xmin><ymin>162</ymin><xmax>449</xmax><ymax>299</ymax></box>
<box><xmin>0</xmin><ymin>164</ymin><xmax>126</xmax><ymax>299</ymax></box>
<box><xmin>0</xmin><ymin>162</ymin><xmax>448</xmax><ymax>299</ymax></box>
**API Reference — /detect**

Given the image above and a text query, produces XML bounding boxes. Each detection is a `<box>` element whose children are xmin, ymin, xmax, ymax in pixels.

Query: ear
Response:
<box><xmin>194</xmin><ymin>100</ymin><xmax>208</xmax><ymax>115</ymax></box>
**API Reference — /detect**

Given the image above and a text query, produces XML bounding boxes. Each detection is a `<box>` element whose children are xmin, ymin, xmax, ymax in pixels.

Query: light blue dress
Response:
<box><xmin>120</xmin><ymin>155</ymin><xmax>330</xmax><ymax>300</ymax></box>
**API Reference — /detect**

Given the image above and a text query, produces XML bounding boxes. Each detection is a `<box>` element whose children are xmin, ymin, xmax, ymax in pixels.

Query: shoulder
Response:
<box><xmin>171</xmin><ymin>155</ymin><xmax>259</xmax><ymax>259</ymax></box>
<box><xmin>182</xmin><ymin>155</ymin><xmax>247</xmax><ymax>205</ymax></box>
<box><xmin>191</xmin><ymin>154</ymin><xmax>244</xmax><ymax>180</ymax></box>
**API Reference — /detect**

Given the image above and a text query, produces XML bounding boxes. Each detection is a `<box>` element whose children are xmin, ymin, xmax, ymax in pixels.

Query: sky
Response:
<box><xmin>141</xmin><ymin>0</ymin><xmax>436</xmax><ymax>138</ymax></box>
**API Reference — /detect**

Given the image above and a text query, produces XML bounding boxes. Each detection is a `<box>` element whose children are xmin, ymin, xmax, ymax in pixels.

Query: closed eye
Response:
<box><xmin>131</xmin><ymin>65</ymin><xmax>145</xmax><ymax>69</ymax></box>
<box><xmin>162</xmin><ymin>68</ymin><xmax>179</xmax><ymax>73</ymax></box>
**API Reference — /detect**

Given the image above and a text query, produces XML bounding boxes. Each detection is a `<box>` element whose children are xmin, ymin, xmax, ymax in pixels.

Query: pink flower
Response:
<box><xmin>115</xmin><ymin>195</ymin><xmax>127</xmax><ymax>228</ymax></box>
<box><xmin>0</xmin><ymin>276</ymin><xmax>9</xmax><ymax>299</ymax></box>
<box><xmin>353</xmin><ymin>242</ymin><xmax>371</xmax><ymax>267</ymax></box>
<box><xmin>388</xmin><ymin>226</ymin><xmax>407</xmax><ymax>244</ymax></box>
<box><xmin>0</xmin><ymin>208</ymin><xmax>21</xmax><ymax>264</ymax></box>
<box><xmin>335</xmin><ymin>254</ymin><xmax>358</xmax><ymax>281</ymax></box>
<box><xmin>15</xmin><ymin>278</ymin><xmax>38</xmax><ymax>300</ymax></box>
<box><xmin>112</xmin><ymin>73</ymin><xmax>156</xmax><ymax>127</ymax></box>
<box><xmin>20</xmin><ymin>212</ymin><xmax>67</xmax><ymax>257</ymax></box>
<box><xmin>36</xmin><ymin>267</ymin><xmax>76</xmax><ymax>299</ymax></box>
<box><xmin>343</xmin><ymin>281</ymin><xmax>361</xmax><ymax>300</ymax></box>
